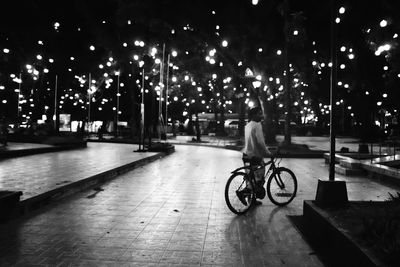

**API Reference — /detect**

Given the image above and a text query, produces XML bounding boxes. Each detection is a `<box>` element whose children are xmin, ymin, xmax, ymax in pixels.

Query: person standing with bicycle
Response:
<box><xmin>241</xmin><ymin>106</ymin><xmax>271</xmax><ymax>205</ymax></box>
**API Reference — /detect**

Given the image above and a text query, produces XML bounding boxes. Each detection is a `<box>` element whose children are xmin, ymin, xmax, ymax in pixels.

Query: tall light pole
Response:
<box><xmin>88</xmin><ymin>73</ymin><xmax>91</xmax><ymax>133</ymax></box>
<box><xmin>141</xmin><ymin>68</ymin><xmax>145</xmax><ymax>150</ymax></box>
<box><xmin>165</xmin><ymin>54</ymin><xmax>170</xmax><ymax>137</ymax></box>
<box><xmin>116</xmin><ymin>71</ymin><xmax>120</xmax><ymax>136</ymax></box>
<box><xmin>329</xmin><ymin>1</ymin><xmax>338</xmax><ymax>181</ymax></box>
<box><xmin>315</xmin><ymin>0</ymin><xmax>348</xmax><ymax>207</ymax></box>
<box><xmin>54</xmin><ymin>75</ymin><xmax>59</xmax><ymax>133</ymax></box>
<box><xmin>17</xmin><ymin>73</ymin><xmax>22</xmax><ymax>120</ymax></box>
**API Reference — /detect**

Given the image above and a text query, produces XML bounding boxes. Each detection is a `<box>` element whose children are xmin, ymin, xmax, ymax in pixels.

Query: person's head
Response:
<box><xmin>248</xmin><ymin>107</ymin><xmax>262</xmax><ymax>122</ymax></box>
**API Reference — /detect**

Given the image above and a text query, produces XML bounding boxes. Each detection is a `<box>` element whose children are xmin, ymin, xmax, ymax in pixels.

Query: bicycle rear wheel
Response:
<box><xmin>225</xmin><ymin>172</ymin><xmax>255</xmax><ymax>215</ymax></box>
<box><xmin>267</xmin><ymin>167</ymin><xmax>297</xmax><ymax>206</ymax></box>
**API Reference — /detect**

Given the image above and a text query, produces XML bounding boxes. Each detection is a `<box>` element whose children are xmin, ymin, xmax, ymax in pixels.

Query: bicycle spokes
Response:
<box><xmin>225</xmin><ymin>173</ymin><xmax>254</xmax><ymax>214</ymax></box>
<box><xmin>267</xmin><ymin>167</ymin><xmax>297</xmax><ymax>206</ymax></box>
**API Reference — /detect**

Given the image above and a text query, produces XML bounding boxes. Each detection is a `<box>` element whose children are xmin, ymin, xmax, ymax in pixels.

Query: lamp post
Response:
<box><xmin>159</xmin><ymin>43</ymin><xmax>166</xmax><ymax>141</ymax></box>
<box><xmin>17</xmin><ymin>73</ymin><xmax>22</xmax><ymax>120</ymax></box>
<box><xmin>328</xmin><ymin>2</ymin><xmax>338</xmax><ymax>181</ymax></box>
<box><xmin>141</xmin><ymin>68</ymin><xmax>145</xmax><ymax>150</ymax></box>
<box><xmin>165</xmin><ymin>54</ymin><xmax>170</xmax><ymax>137</ymax></box>
<box><xmin>315</xmin><ymin>0</ymin><xmax>348</xmax><ymax>207</ymax></box>
<box><xmin>54</xmin><ymin>75</ymin><xmax>59</xmax><ymax>133</ymax></box>
<box><xmin>116</xmin><ymin>71</ymin><xmax>120</xmax><ymax>136</ymax></box>
<box><xmin>88</xmin><ymin>73</ymin><xmax>91</xmax><ymax>134</ymax></box>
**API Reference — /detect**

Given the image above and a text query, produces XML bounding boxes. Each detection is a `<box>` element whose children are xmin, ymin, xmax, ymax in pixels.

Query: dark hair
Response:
<box><xmin>248</xmin><ymin>107</ymin><xmax>261</xmax><ymax>120</ymax></box>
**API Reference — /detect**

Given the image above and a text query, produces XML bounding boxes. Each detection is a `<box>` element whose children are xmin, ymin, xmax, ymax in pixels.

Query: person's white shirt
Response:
<box><xmin>243</xmin><ymin>120</ymin><xmax>269</xmax><ymax>158</ymax></box>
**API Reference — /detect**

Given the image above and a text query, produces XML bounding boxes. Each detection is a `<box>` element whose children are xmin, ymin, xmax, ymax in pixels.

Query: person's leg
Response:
<box><xmin>252</xmin><ymin>157</ymin><xmax>265</xmax><ymax>205</ymax></box>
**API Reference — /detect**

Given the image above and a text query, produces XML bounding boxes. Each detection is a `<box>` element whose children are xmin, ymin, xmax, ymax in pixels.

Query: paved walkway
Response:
<box><xmin>1</xmin><ymin>145</ymin><xmax>399</xmax><ymax>266</ymax></box>
<box><xmin>0</xmin><ymin>142</ymin><xmax>157</xmax><ymax>201</ymax></box>
<box><xmin>171</xmin><ymin>135</ymin><xmax>397</xmax><ymax>155</ymax></box>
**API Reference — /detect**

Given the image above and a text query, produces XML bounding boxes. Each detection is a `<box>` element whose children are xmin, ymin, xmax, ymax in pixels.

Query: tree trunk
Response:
<box><xmin>218</xmin><ymin>79</ymin><xmax>226</xmax><ymax>136</ymax></box>
<box><xmin>259</xmin><ymin>95</ymin><xmax>276</xmax><ymax>144</ymax></box>
<box><xmin>238</xmin><ymin>99</ymin><xmax>245</xmax><ymax>137</ymax></box>
<box><xmin>284</xmin><ymin>41</ymin><xmax>292</xmax><ymax>145</ymax></box>
<box><xmin>188</xmin><ymin>112</ymin><xmax>194</xmax><ymax>135</ymax></box>
<box><xmin>195</xmin><ymin>113</ymin><xmax>201</xmax><ymax>141</ymax></box>
<box><xmin>281</xmin><ymin>0</ymin><xmax>292</xmax><ymax>146</ymax></box>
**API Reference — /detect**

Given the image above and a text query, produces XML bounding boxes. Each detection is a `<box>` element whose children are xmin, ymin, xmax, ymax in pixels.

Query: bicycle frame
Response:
<box><xmin>231</xmin><ymin>156</ymin><xmax>276</xmax><ymax>175</ymax></box>
<box><xmin>231</xmin><ymin>156</ymin><xmax>285</xmax><ymax>190</ymax></box>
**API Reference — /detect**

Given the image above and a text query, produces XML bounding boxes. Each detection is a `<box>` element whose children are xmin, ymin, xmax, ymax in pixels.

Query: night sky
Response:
<box><xmin>1</xmin><ymin>0</ymin><xmax>400</xmax><ymax>126</ymax></box>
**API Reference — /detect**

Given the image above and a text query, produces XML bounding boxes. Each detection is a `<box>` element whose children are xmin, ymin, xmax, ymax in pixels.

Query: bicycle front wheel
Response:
<box><xmin>267</xmin><ymin>167</ymin><xmax>297</xmax><ymax>206</ymax></box>
<box><xmin>225</xmin><ymin>172</ymin><xmax>255</xmax><ymax>215</ymax></box>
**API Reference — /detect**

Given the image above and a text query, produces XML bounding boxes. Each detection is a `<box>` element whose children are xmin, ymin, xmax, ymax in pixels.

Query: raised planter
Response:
<box><xmin>0</xmin><ymin>191</ymin><xmax>23</xmax><ymax>222</ymax></box>
<box><xmin>302</xmin><ymin>200</ymin><xmax>390</xmax><ymax>267</ymax></box>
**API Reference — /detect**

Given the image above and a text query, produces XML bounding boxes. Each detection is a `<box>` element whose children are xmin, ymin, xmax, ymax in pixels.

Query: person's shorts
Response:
<box><xmin>242</xmin><ymin>154</ymin><xmax>263</xmax><ymax>166</ymax></box>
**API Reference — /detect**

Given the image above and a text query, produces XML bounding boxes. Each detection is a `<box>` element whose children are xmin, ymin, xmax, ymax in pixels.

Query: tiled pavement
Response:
<box><xmin>172</xmin><ymin>135</ymin><xmax>397</xmax><ymax>155</ymax></box>
<box><xmin>0</xmin><ymin>142</ymin><xmax>157</xmax><ymax>201</ymax></box>
<box><xmin>1</xmin><ymin>145</ymin><xmax>400</xmax><ymax>266</ymax></box>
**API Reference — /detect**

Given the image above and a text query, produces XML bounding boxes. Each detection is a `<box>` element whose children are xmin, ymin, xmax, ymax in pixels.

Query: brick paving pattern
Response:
<box><xmin>0</xmin><ymin>145</ymin><xmax>399</xmax><ymax>266</ymax></box>
<box><xmin>0</xmin><ymin>142</ymin><xmax>157</xmax><ymax>200</ymax></box>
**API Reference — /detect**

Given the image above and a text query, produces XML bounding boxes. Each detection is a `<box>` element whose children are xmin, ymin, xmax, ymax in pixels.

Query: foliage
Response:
<box><xmin>359</xmin><ymin>193</ymin><xmax>400</xmax><ymax>265</ymax></box>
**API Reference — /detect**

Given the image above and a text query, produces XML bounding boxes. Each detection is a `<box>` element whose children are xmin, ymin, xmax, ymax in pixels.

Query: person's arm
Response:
<box><xmin>255</xmin><ymin>123</ymin><xmax>270</xmax><ymax>156</ymax></box>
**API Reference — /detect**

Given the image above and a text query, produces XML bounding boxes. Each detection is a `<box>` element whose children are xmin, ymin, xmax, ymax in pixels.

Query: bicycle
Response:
<box><xmin>225</xmin><ymin>148</ymin><xmax>298</xmax><ymax>215</ymax></box>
